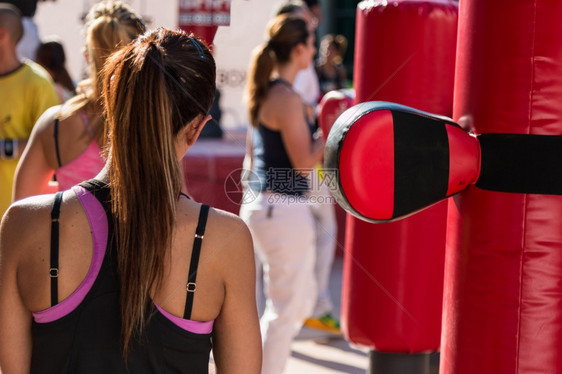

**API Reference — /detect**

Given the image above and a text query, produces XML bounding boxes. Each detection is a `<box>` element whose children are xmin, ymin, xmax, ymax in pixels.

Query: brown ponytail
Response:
<box><xmin>245</xmin><ymin>14</ymin><xmax>309</xmax><ymax>127</ymax></box>
<box><xmin>247</xmin><ymin>43</ymin><xmax>276</xmax><ymax>127</ymax></box>
<box><xmin>102</xmin><ymin>28</ymin><xmax>215</xmax><ymax>358</ymax></box>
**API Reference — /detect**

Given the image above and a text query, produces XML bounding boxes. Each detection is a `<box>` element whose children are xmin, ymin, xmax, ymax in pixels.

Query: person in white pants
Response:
<box><xmin>241</xmin><ymin>13</ymin><xmax>324</xmax><ymax>374</ymax></box>
<box><xmin>305</xmin><ymin>174</ymin><xmax>338</xmax><ymax>327</ymax></box>
<box><xmin>285</xmin><ymin>0</ymin><xmax>341</xmax><ymax>333</ymax></box>
<box><xmin>240</xmin><ymin>191</ymin><xmax>317</xmax><ymax>374</ymax></box>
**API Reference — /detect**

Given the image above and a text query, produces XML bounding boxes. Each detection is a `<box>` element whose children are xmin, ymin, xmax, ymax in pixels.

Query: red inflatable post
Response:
<box><xmin>318</xmin><ymin>89</ymin><xmax>354</xmax><ymax>141</ymax></box>
<box><xmin>442</xmin><ymin>1</ymin><xmax>562</xmax><ymax>373</ymax></box>
<box><xmin>343</xmin><ymin>1</ymin><xmax>457</xmax><ymax>371</ymax></box>
<box><xmin>317</xmin><ymin>89</ymin><xmax>355</xmax><ymax>250</ymax></box>
<box><xmin>178</xmin><ymin>0</ymin><xmax>231</xmax><ymax>45</ymax></box>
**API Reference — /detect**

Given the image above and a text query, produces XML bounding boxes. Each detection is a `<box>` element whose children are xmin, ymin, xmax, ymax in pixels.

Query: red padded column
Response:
<box><xmin>354</xmin><ymin>0</ymin><xmax>457</xmax><ymax>115</ymax></box>
<box><xmin>342</xmin><ymin>0</ymin><xmax>458</xmax><ymax>353</ymax></box>
<box><xmin>442</xmin><ymin>1</ymin><xmax>562</xmax><ymax>373</ymax></box>
<box><xmin>318</xmin><ymin>89</ymin><xmax>355</xmax><ymax>251</ymax></box>
<box><xmin>318</xmin><ymin>89</ymin><xmax>354</xmax><ymax>140</ymax></box>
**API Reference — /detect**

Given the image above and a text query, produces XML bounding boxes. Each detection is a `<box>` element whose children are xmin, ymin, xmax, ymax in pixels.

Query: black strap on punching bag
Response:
<box><xmin>476</xmin><ymin>133</ymin><xmax>562</xmax><ymax>195</ymax></box>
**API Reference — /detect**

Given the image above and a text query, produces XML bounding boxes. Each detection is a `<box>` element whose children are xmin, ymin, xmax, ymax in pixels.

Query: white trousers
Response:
<box><xmin>240</xmin><ymin>192</ymin><xmax>317</xmax><ymax>374</ymax></box>
<box><xmin>308</xmin><ymin>178</ymin><xmax>338</xmax><ymax>317</ymax></box>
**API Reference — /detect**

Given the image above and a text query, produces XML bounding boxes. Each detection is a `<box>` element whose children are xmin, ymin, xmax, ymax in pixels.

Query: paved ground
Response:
<box><xmin>286</xmin><ymin>331</ymin><xmax>370</xmax><ymax>374</ymax></box>
<box><xmin>282</xmin><ymin>256</ymin><xmax>440</xmax><ymax>374</ymax></box>
<box><xmin>284</xmin><ymin>256</ymin><xmax>370</xmax><ymax>373</ymax></box>
<box><xmin>212</xmin><ymin>255</ymin><xmax>440</xmax><ymax>373</ymax></box>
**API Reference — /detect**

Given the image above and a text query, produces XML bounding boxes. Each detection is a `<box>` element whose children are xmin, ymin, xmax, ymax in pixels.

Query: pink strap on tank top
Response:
<box><xmin>154</xmin><ymin>304</ymin><xmax>214</xmax><ymax>334</ymax></box>
<box><xmin>34</xmin><ymin>186</ymin><xmax>215</xmax><ymax>334</ymax></box>
<box><xmin>33</xmin><ymin>185</ymin><xmax>107</xmax><ymax>323</ymax></box>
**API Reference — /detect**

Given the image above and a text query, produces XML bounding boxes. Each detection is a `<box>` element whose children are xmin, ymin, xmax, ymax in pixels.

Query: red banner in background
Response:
<box><xmin>178</xmin><ymin>0</ymin><xmax>231</xmax><ymax>45</ymax></box>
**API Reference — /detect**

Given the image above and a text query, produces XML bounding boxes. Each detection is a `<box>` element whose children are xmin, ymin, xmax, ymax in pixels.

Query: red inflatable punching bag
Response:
<box><xmin>342</xmin><ymin>0</ymin><xmax>457</xmax><ymax>370</ymax></box>
<box><xmin>442</xmin><ymin>1</ymin><xmax>562</xmax><ymax>373</ymax></box>
<box><xmin>318</xmin><ymin>89</ymin><xmax>354</xmax><ymax>141</ymax></box>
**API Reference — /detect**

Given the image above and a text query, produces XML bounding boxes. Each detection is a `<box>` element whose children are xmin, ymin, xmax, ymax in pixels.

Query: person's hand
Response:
<box><xmin>313</xmin><ymin>128</ymin><xmax>323</xmax><ymax>141</ymax></box>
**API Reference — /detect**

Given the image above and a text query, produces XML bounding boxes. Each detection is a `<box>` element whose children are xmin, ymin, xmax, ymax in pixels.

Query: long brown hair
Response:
<box><xmin>102</xmin><ymin>28</ymin><xmax>216</xmax><ymax>357</ymax></box>
<box><xmin>246</xmin><ymin>14</ymin><xmax>309</xmax><ymax>127</ymax></box>
<box><xmin>59</xmin><ymin>1</ymin><xmax>145</xmax><ymax>139</ymax></box>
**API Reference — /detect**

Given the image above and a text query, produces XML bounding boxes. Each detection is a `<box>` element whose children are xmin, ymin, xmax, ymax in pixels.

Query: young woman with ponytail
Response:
<box><xmin>13</xmin><ymin>1</ymin><xmax>145</xmax><ymax>199</ymax></box>
<box><xmin>240</xmin><ymin>14</ymin><xmax>324</xmax><ymax>374</ymax></box>
<box><xmin>0</xmin><ymin>28</ymin><xmax>261</xmax><ymax>373</ymax></box>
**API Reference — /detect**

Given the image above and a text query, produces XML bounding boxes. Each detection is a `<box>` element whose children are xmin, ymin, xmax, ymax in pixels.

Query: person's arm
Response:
<box><xmin>0</xmin><ymin>204</ymin><xmax>33</xmax><ymax>373</ymax></box>
<box><xmin>13</xmin><ymin>106</ymin><xmax>61</xmax><ymax>201</ymax></box>
<box><xmin>244</xmin><ymin>128</ymin><xmax>253</xmax><ymax>171</ymax></box>
<box><xmin>212</xmin><ymin>217</ymin><xmax>261</xmax><ymax>374</ymax></box>
<box><xmin>337</xmin><ymin>64</ymin><xmax>347</xmax><ymax>89</ymax></box>
<box><xmin>277</xmin><ymin>92</ymin><xmax>325</xmax><ymax>174</ymax></box>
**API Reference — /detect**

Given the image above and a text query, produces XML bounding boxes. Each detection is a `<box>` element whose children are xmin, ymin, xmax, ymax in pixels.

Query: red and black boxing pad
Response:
<box><xmin>318</xmin><ymin>89</ymin><xmax>355</xmax><ymax>141</ymax></box>
<box><xmin>324</xmin><ymin>101</ymin><xmax>480</xmax><ymax>222</ymax></box>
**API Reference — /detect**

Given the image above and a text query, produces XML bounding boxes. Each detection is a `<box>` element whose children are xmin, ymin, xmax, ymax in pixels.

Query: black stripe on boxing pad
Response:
<box><xmin>392</xmin><ymin>110</ymin><xmax>450</xmax><ymax>217</ymax></box>
<box><xmin>324</xmin><ymin>101</ymin><xmax>456</xmax><ymax>223</ymax></box>
<box><xmin>476</xmin><ymin>134</ymin><xmax>562</xmax><ymax>195</ymax></box>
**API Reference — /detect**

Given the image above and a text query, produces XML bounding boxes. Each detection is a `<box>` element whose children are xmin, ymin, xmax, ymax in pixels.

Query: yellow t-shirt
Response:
<box><xmin>0</xmin><ymin>61</ymin><xmax>59</xmax><ymax>216</ymax></box>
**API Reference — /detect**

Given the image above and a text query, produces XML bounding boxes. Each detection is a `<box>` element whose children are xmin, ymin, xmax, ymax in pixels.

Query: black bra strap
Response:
<box><xmin>50</xmin><ymin>191</ymin><xmax>63</xmax><ymax>307</ymax></box>
<box><xmin>53</xmin><ymin>118</ymin><xmax>62</xmax><ymax>168</ymax></box>
<box><xmin>183</xmin><ymin>204</ymin><xmax>210</xmax><ymax>319</ymax></box>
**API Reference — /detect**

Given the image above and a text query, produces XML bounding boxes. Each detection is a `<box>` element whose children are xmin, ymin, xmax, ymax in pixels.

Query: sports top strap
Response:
<box><xmin>183</xmin><ymin>204</ymin><xmax>210</xmax><ymax>320</ymax></box>
<box><xmin>50</xmin><ymin>191</ymin><xmax>64</xmax><ymax>306</ymax></box>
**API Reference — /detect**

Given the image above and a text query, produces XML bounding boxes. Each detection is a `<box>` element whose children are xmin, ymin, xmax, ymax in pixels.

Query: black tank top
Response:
<box><xmin>252</xmin><ymin>79</ymin><xmax>315</xmax><ymax>196</ymax></box>
<box><xmin>30</xmin><ymin>180</ymin><xmax>212</xmax><ymax>373</ymax></box>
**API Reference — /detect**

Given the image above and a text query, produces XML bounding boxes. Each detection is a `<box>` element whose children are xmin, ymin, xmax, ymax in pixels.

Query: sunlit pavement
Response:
<box><xmin>285</xmin><ymin>256</ymin><xmax>370</xmax><ymax>373</ymax></box>
<box><xmin>211</xmin><ymin>255</ymin><xmax>440</xmax><ymax>373</ymax></box>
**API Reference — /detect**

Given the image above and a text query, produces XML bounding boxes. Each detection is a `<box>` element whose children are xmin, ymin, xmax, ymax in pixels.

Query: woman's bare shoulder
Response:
<box><xmin>207</xmin><ymin>207</ymin><xmax>253</xmax><ymax>247</ymax></box>
<box><xmin>204</xmin><ymin>207</ymin><xmax>255</xmax><ymax>283</ymax></box>
<box><xmin>30</xmin><ymin>105</ymin><xmax>63</xmax><ymax>136</ymax></box>
<box><xmin>203</xmin><ymin>207</ymin><xmax>254</xmax><ymax>262</ymax></box>
<box><xmin>3</xmin><ymin>194</ymin><xmax>54</xmax><ymax>222</ymax></box>
<box><xmin>175</xmin><ymin>200</ymin><xmax>252</xmax><ymax>250</ymax></box>
<box><xmin>0</xmin><ymin>195</ymin><xmax>55</xmax><ymax>260</ymax></box>
<box><xmin>2</xmin><ymin>192</ymin><xmax>82</xmax><ymax>243</ymax></box>
<box><xmin>267</xmin><ymin>82</ymin><xmax>301</xmax><ymax>104</ymax></box>
<box><xmin>262</xmin><ymin>84</ymin><xmax>303</xmax><ymax>126</ymax></box>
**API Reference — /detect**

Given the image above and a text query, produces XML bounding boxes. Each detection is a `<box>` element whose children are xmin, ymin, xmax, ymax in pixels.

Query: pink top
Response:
<box><xmin>33</xmin><ymin>185</ymin><xmax>214</xmax><ymax>334</ymax></box>
<box><xmin>56</xmin><ymin>141</ymin><xmax>105</xmax><ymax>191</ymax></box>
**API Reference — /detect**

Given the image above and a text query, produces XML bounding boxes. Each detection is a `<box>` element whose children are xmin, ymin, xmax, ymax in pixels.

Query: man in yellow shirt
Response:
<box><xmin>0</xmin><ymin>4</ymin><xmax>58</xmax><ymax>216</ymax></box>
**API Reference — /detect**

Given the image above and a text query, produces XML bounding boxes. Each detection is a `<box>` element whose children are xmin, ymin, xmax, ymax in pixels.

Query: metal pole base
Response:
<box><xmin>368</xmin><ymin>351</ymin><xmax>431</xmax><ymax>374</ymax></box>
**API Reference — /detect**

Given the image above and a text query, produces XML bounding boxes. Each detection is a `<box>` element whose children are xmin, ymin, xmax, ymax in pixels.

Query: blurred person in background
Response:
<box><xmin>35</xmin><ymin>38</ymin><xmax>76</xmax><ymax>102</ymax></box>
<box><xmin>241</xmin><ymin>14</ymin><xmax>324</xmax><ymax>374</ymax></box>
<box><xmin>277</xmin><ymin>0</ymin><xmax>341</xmax><ymax>335</ymax></box>
<box><xmin>2</xmin><ymin>0</ymin><xmax>41</xmax><ymax>61</ymax></box>
<box><xmin>0</xmin><ymin>3</ymin><xmax>58</xmax><ymax>216</ymax></box>
<box><xmin>316</xmin><ymin>33</ymin><xmax>347</xmax><ymax>97</ymax></box>
<box><xmin>277</xmin><ymin>0</ymin><xmax>320</xmax><ymax>121</ymax></box>
<box><xmin>13</xmin><ymin>0</ymin><xmax>145</xmax><ymax>200</ymax></box>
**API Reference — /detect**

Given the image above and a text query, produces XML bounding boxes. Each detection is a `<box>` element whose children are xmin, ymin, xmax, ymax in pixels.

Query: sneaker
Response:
<box><xmin>304</xmin><ymin>312</ymin><xmax>341</xmax><ymax>334</ymax></box>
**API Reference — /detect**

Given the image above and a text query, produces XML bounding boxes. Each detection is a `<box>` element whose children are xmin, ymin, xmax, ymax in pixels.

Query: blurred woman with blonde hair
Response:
<box><xmin>13</xmin><ymin>0</ymin><xmax>145</xmax><ymax>199</ymax></box>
